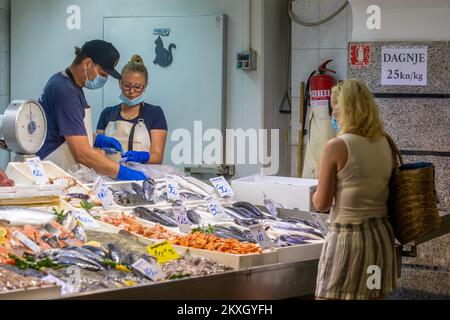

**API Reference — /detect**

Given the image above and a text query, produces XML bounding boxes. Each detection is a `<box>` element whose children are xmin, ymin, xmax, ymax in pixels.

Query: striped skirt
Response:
<box><xmin>315</xmin><ymin>217</ymin><xmax>397</xmax><ymax>300</ymax></box>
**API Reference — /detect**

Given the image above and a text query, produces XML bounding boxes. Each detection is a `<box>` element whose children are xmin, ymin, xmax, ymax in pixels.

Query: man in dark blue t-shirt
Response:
<box><xmin>37</xmin><ymin>40</ymin><xmax>147</xmax><ymax>181</ymax></box>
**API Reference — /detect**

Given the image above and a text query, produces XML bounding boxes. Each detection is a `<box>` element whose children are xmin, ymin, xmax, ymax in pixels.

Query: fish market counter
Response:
<box><xmin>1</xmin><ymin>163</ymin><xmax>326</xmax><ymax>300</ymax></box>
<box><xmin>67</xmin><ymin>259</ymin><xmax>319</xmax><ymax>300</ymax></box>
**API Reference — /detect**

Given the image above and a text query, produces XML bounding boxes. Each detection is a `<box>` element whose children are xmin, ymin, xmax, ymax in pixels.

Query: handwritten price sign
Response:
<box><xmin>25</xmin><ymin>157</ymin><xmax>49</xmax><ymax>184</ymax></box>
<box><xmin>131</xmin><ymin>259</ymin><xmax>165</xmax><ymax>281</ymax></box>
<box><xmin>146</xmin><ymin>241</ymin><xmax>180</xmax><ymax>264</ymax></box>
<box><xmin>205</xmin><ymin>196</ymin><xmax>226</xmax><ymax>220</ymax></box>
<box><xmin>173</xmin><ymin>205</ymin><xmax>191</xmax><ymax>234</ymax></box>
<box><xmin>209</xmin><ymin>176</ymin><xmax>234</xmax><ymax>198</ymax></box>
<box><xmin>165</xmin><ymin>175</ymin><xmax>180</xmax><ymax>201</ymax></box>
<box><xmin>92</xmin><ymin>177</ymin><xmax>112</xmax><ymax>209</ymax></box>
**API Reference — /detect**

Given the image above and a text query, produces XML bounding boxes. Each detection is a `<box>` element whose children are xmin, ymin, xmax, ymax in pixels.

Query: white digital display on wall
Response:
<box><xmin>381</xmin><ymin>47</ymin><xmax>428</xmax><ymax>86</ymax></box>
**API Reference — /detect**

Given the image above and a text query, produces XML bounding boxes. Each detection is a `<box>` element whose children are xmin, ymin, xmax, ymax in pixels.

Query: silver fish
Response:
<box><xmin>0</xmin><ymin>207</ymin><xmax>56</xmax><ymax>226</ymax></box>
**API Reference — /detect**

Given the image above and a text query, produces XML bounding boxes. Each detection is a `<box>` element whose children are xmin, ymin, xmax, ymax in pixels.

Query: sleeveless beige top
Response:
<box><xmin>330</xmin><ymin>134</ymin><xmax>393</xmax><ymax>224</ymax></box>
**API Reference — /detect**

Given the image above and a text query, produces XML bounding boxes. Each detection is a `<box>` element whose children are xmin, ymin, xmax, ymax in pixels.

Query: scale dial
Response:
<box><xmin>2</xmin><ymin>100</ymin><xmax>47</xmax><ymax>155</ymax></box>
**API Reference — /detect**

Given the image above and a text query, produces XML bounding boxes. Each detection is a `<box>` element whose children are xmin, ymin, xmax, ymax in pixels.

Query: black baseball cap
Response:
<box><xmin>81</xmin><ymin>40</ymin><xmax>122</xmax><ymax>80</ymax></box>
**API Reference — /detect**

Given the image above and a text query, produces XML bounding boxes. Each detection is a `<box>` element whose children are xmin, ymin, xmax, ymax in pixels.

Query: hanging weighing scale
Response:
<box><xmin>0</xmin><ymin>99</ymin><xmax>47</xmax><ymax>161</ymax></box>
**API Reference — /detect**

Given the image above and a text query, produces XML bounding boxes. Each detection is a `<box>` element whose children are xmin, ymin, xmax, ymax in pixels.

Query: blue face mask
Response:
<box><xmin>120</xmin><ymin>93</ymin><xmax>144</xmax><ymax>107</ymax></box>
<box><xmin>332</xmin><ymin>115</ymin><xmax>341</xmax><ymax>132</ymax></box>
<box><xmin>85</xmin><ymin>66</ymin><xmax>108</xmax><ymax>90</ymax></box>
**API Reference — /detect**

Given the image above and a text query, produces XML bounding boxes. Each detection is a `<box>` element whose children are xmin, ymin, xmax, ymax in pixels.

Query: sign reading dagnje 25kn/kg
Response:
<box><xmin>381</xmin><ymin>47</ymin><xmax>428</xmax><ymax>86</ymax></box>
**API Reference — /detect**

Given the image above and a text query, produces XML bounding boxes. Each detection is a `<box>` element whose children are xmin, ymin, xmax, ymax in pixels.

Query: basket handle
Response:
<box><xmin>385</xmin><ymin>134</ymin><xmax>404</xmax><ymax>169</ymax></box>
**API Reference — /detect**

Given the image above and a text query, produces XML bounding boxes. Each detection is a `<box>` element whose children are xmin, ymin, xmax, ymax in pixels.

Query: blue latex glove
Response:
<box><xmin>116</xmin><ymin>165</ymin><xmax>147</xmax><ymax>181</ymax></box>
<box><xmin>122</xmin><ymin>151</ymin><xmax>150</xmax><ymax>164</ymax></box>
<box><xmin>95</xmin><ymin>134</ymin><xmax>123</xmax><ymax>153</ymax></box>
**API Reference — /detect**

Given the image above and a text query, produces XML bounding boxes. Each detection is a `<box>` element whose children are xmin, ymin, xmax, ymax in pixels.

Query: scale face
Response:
<box><xmin>1</xmin><ymin>100</ymin><xmax>47</xmax><ymax>155</ymax></box>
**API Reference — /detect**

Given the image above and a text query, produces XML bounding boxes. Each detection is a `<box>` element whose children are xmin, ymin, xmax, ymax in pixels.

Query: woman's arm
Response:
<box><xmin>312</xmin><ymin>138</ymin><xmax>347</xmax><ymax>213</ymax></box>
<box><xmin>148</xmin><ymin>130</ymin><xmax>168</xmax><ymax>164</ymax></box>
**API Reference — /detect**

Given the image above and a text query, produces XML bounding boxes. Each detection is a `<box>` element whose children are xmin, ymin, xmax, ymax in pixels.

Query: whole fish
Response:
<box><xmin>175</xmin><ymin>176</ymin><xmax>210</xmax><ymax>198</ymax></box>
<box><xmin>232</xmin><ymin>202</ymin><xmax>268</xmax><ymax>219</ymax></box>
<box><xmin>186</xmin><ymin>210</ymin><xmax>202</xmax><ymax>224</ymax></box>
<box><xmin>52</xmin><ymin>249</ymin><xmax>105</xmax><ymax>270</ymax></box>
<box><xmin>180</xmin><ymin>191</ymin><xmax>204</xmax><ymax>201</ymax></box>
<box><xmin>65</xmin><ymin>246</ymin><xmax>105</xmax><ymax>265</ymax></box>
<box><xmin>83</xmin><ymin>245</ymin><xmax>108</xmax><ymax>259</ymax></box>
<box><xmin>153</xmin><ymin>208</ymin><xmax>175</xmax><ymax>220</ymax></box>
<box><xmin>0</xmin><ymin>207</ymin><xmax>56</xmax><ymax>226</ymax></box>
<box><xmin>55</xmin><ymin>256</ymin><xmax>104</xmax><ymax>271</ymax></box>
<box><xmin>107</xmin><ymin>243</ymin><xmax>125</xmax><ymax>264</ymax></box>
<box><xmin>61</xmin><ymin>211</ymin><xmax>77</xmax><ymax>231</ymax></box>
<box><xmin>73</xmin><ymin>225</ymin><xmax>88</xmax><ymax>242</ymax></box>
<box><xmin>224</xmin><ymin>207</ymin><xmax>248</xmax><ymax>220</ymax></box>
<box><xmin>133</xmin><ymin>207</ymin><xmax>178</xmax><ymax>228</ymax></box>
<box><xmin>113</xmin><ymin>191</ymin><xmax>147</xmax><ymax>207</ymax></box>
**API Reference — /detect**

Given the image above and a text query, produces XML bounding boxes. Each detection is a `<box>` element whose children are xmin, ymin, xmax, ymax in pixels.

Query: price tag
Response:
<box><xmin>165</xmin><ymin>175</ymin><xmax>180</xmax><ymax>201</ymax></box>
<box><xmin>310</xmin><ymin>212</ymin><xmax>328</xmax><ymax>236</ymax></box>
<box><xmin>92</xmin><ymin>177</ymin><xmax>112</xmax><ymax>209</ymax></box>
<box><xmin>146</xmin><ymin>241</ymin><xmax>180</xmax><ymax>264</ymax></box>
<box><xmin>205</xmin><ymin>196</ymin><xmax>226</xmax><ymax>220</ymax></box>
<box><xmin>131</xmin><ymin>258</ymin><xmax>166</xmax><ymax>281</ymax></box>
<box><xmin>263</xmin><ymin>193</ymin><xmax>280</xmax><ymax>218</ymax></box>
<box><xmin>209</xmin><ymin>176</ymin><xmax>234</xmax><ymax>198</ymax></box>
<box><xmin>25</xmin><ymin>157</ymin><xmax>49</xmax><ymax>184</ymax></box>
<box><xmin>12</xmin><ymin>230</ymin><xmax>41</xmax><ymax>254</ymax></box>
<box><xmin>172</xmin><ymin>205</ymin><xmax>191</xmax><ymax>234</ymax></box>
<box><xmin>74</xmin><ymin>210</ymin><xmax>99</xmax><ymax>229</ymax></box>
<box><xmin>248</xmin><ymin>224</ymin><xmax>273</xmax><ymax>250</ymax></box>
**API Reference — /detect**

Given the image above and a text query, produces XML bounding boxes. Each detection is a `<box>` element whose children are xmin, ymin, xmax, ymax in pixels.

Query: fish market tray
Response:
<box><xmin>6</xmin><ymin>162</ymin><xmax>92</xmax><ymax>194</ymax></box>
<box><xmin>0</xmin><ymin>285</ymin><xmax>62</xmax><ymax>300</ymax></box>
<box><xmin>231</xmin><ymin>175</ymin><xmax>318</xmax><ymax>212</ymax></box>
<box><xmin>276</xmin><ymin>242</ymin><xmax>323</xmax><ymax>264</ymax></box>
<box><xmin>170</xmin><ymin>246</ymin><xmax>278</xmax><ymax>270</ymax></box>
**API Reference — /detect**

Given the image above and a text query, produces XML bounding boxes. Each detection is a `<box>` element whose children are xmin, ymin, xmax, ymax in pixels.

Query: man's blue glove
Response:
<box><xmin>122</xmin><ymin>151</ymin><xmax>150</xmax><ymax>164</ymax></box>
<box><xmin>116</xmin><ymin>165</ymin><xmax>147</xmax><ymax>181</ymax></box>
<box><xmin>95</xmin><ymin>134</ymin><xmax>123</xmax><ymax>153</ymax></box>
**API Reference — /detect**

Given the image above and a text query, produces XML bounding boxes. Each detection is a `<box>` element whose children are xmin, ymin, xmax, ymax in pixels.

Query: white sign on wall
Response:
<box><xmin>381</xmin><ymin>47</ymin><xmax>428</xmax><ymax>86</ymax></box>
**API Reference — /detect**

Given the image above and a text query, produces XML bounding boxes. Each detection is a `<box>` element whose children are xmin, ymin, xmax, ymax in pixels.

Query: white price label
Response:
<box><xmin>12</xmin><ymin>230</ymin><xmax>41</xmax><ymax>254</ymax></box>
<box><xmin>310</xmin><ymin>212</ymin><xmax>328</xmax><ymax>236</ymax></box>
<box><xmin>248</xmin><ymin>224</ymin><xmax>273</xmax><ymax>250</ymax></box>
<box><xmin>132</xmin><ymin>258</ymin><xmax>165</xmax><ymax>281</ymax></box>
<box><xmin>25</xmin><ymin>157</ymin><xmax>49</xmax><ymax>184</ymax></box>
<box><xmin>381</xmin><ymin>47</ymin><xmax>428</xmax><ymax>86</ymax></box>
<box><xmin>92</xmin><ymin>177</ymin><xmax>112</xmax><ymax>209</ymax></box>
<box><xmin>74</xmin><ymin>211</ymin><xmax>99</xmax><ymax>229</ymax></box>
<box><xmin>206</xmin><ymin>196</ymin><xmax>226</xmax><ymax>220</ymax></box>
<box><xmin>209</xmin><ymin>176</ymin><xmax>234</xmax><ymax>198</ymax></box>
<box><xmin>263</xmin><ymin>194</ymin><xmax>280</xmax><ymax>217</ymax></box>
<box><xmin>172</xmin><ymin>205</ymin><xmax>191</xmax><ymax>234</ymax></box>
<box><xmin>165</xmin><ymin>175</ymin><xmax>180</xmax><ymax>201</ymax></box>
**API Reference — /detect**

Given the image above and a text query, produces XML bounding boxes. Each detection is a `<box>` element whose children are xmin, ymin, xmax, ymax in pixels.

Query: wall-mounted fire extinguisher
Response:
<box><xmin>301</xmin><ymin>59</ymin><xmax>337</xmax><ymax>179</ymax></box>
<box><xmin>303</xmin><ymin>59</ymin><xmax>337</xmax><ymax>129</ymax></box>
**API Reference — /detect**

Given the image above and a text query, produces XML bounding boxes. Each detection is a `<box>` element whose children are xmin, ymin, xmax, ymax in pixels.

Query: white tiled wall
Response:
<box><xmin>290</xmin><ymin>0</ymin><xmax>352</xmax><ymax>176</ymax></box>
<box><xmin>0</xmin><ymin>0</ymin><xmax>10</xmax><ymax>167</ymax></box>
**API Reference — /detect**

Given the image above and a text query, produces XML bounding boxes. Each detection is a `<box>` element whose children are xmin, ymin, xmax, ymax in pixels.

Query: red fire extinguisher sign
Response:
<box><xmin>350</xmin><ymin>44</ymin><xmax>371</xmax><ymax>67</ymax></box>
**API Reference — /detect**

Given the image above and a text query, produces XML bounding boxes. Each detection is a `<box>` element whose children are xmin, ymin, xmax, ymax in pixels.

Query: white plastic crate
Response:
<box><xmin>231</xmin><ymin>175</ymin><xmax>318</xmax><ymax>212</ymax></box>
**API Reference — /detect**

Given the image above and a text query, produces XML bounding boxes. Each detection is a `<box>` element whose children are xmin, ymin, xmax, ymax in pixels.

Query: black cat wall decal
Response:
<box><xmin>153</xmin><ymin>36</ymin><xmax>176</xmax><ymax>67</ymax></box>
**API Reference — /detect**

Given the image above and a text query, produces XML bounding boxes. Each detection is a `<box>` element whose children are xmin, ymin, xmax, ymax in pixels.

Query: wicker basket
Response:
<box><xmin>386</xmin><ymin>135</ymin><xmax>441</xmax><ymax>244</ymax></box>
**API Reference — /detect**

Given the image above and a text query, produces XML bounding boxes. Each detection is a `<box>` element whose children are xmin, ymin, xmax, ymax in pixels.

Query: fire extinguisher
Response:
<box><xmin>303</xmin><ymin>60</ymin><xmax>337</xmax><ymax>133</ymax></box>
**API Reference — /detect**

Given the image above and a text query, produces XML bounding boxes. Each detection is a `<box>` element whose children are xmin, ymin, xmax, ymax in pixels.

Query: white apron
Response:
<box><xmin>302</xmin><ymin>104</ymin><xmax>336</xmax><ymax>179</ymax></box>
<box><xmin>103</xmin><ymin>104</ymin><xmax>151</xmax><ymax>163</ymax></box>
<box><xmin>45</xmin><ymin>106</ymin><xmax>94</xmax><ymax>172</ymax></box>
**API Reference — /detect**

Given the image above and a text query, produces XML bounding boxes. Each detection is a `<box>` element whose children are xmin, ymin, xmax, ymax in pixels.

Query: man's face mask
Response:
<box><xmin>85</xmin><ymin>62</ymin><xmax>108</xmax><ymax>90</ymax></box>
